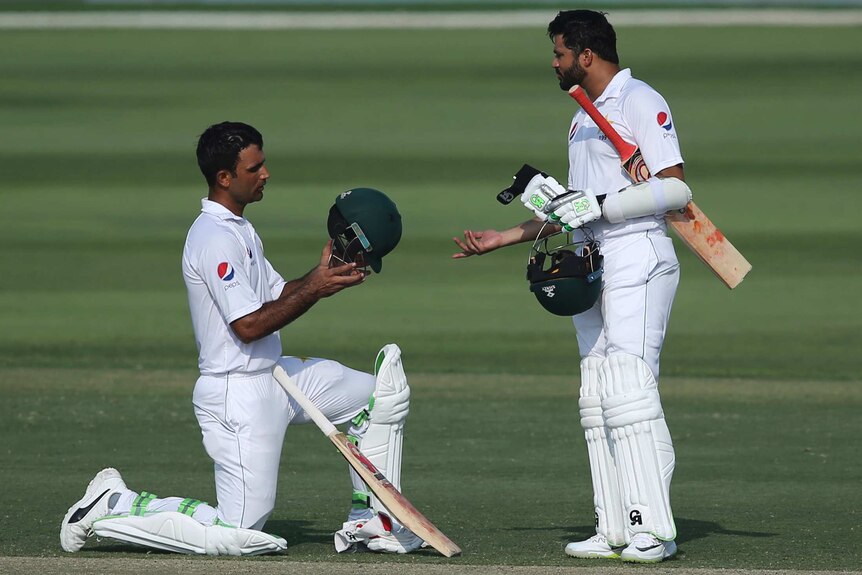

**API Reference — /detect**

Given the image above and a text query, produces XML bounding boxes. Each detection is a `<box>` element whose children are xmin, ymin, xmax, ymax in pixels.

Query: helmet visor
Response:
<box><xmin>328</xmin><ymin>206</ymin><xmax>378</xmax><ymax>271</ymax></box>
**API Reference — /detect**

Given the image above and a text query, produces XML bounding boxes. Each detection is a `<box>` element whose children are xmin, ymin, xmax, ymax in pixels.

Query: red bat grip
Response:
<box><xmin>568</xmin><ymin>85</ymin><xmax>637</xmax><ymax>162</ymax></box>
<box><xmin>568</xmin><ymin>85</ymin><xmax>650</xmax><ymax>182</ymax></box>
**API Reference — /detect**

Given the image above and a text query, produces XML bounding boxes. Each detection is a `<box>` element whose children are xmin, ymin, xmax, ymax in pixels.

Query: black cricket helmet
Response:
<box><xmin>327</xmin><ymin>188</ymin><xmax>402</xmax><ymax>273</ymax></box>
<box><xmin>526</xmin><ymin>230</ymin><xmax>603</xmax><ymax>316</ymax></box>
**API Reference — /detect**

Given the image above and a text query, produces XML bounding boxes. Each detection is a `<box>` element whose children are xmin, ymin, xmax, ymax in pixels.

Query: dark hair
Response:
<box><xmin>547</xmin><ymin>10</ymin><xmax>619</xmax><ymax>65</ymax></box>
<box><xmin>196</xmin><ymin>122</ymin><xmax>263</xmax><ymax>186</ymax></box>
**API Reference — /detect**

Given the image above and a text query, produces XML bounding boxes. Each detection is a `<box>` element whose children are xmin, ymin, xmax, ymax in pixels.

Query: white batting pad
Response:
<box><xmin>600</xmin><ymin>353</ymin><xmax>676</xmax><ymax>541</ymax></box>
<box><xmin>361</xmin><ymin>343</ymin><xmax>410</xmax><ymax>512</ymax></box>
<box><xmin>92</xmin><ymin>512</ymin><xmax>287</xmax><ymax>556</ymax></box>
<box><xmin>578</xmin><ymin>356</ymin><xmax>627</xmax><ymax>547</ymax></box>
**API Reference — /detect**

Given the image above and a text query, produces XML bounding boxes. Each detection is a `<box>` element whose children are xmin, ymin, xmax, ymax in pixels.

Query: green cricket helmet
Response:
<box><xmin>526</xmin><ymin>231</ymin><xmax>603</xmax><ymax>316</ymax></box>
<box><xmin>327</xmin><ymin>187</ymin><xmax>402</xmax><ymax>273</ymax></box>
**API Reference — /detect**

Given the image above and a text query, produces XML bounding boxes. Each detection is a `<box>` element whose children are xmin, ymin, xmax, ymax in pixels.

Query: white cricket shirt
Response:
<box><xmin>182</xmin><ymin>199</ymin><xmax>287</xmax><ymax>376</ymax></box>
<box><xmin>567</xmin><ymin>68</ymin><xmax>684</xmax><ymax>240</ymax></box>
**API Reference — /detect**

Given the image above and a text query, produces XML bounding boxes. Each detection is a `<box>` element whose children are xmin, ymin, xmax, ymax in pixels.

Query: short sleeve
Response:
<box><xmin>253</xmin><ymin>233</ymin><xmax>286</xmax><ymax>300</ymax></box>
<box><xmin>196</xmin><ymin>233</ymin><xmax>263</xmax><ymax>324</ymax></box>
<box><xmin>621</xmin><ymin>87</ymin><xmax>684</xmax><ymax>175</ymax></box>
<box><xmin>264</xmin><ymin>257</ymin><xmax>287</xmax><ymax>300</ymax></box>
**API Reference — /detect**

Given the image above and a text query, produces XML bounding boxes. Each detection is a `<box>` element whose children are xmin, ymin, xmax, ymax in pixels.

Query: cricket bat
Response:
<box><xmin>272</xmin><ymin>365</ymin><xmax>461</xmax><ymax>557</ymax></box>
<box><xmin>568</xmin><ymin>85</ymin><xmax>751</xmax><ymax>289</ymax></box>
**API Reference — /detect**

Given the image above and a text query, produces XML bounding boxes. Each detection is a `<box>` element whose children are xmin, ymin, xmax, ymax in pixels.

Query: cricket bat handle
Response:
<box><xmin>273</xmin><ymin>365</ymin><xmax>337</xmax><ymax>436</ymax></box>
<box><xmin>569</xmin><ymin>86</ymin><xmax>636</xmax><ymax>160</ymax></box>
<box><xmin>569</xmin><ymin>85</ymin><xmax>650</xmax><ymax>182</ymax></box>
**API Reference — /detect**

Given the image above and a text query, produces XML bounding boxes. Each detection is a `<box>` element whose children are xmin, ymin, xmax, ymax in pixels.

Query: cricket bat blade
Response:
<box><xmin>666</xmin><ymin>203</ymin><xmax>752</xmax><ymax>289</ymax></box>
<box><xmin>272</xmin><ymin>365</ymin><xmax>462</xmax><ymax>557</ymax></box>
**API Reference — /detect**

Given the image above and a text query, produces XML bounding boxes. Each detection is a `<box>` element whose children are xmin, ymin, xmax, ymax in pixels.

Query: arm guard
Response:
<box><xmin>602</xmin><ymin>177</ymin><xmax>691</xmax><ymax>224</ymax></box>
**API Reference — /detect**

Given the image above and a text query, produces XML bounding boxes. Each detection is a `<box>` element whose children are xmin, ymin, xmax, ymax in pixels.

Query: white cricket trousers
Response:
<box><xmin>192</xmin><ymin>356</ymin><xmax>375</xmax><ymax>530</ymax></box>
<box><xmin>573</xmin><ymin>228</ymin><xmax>680</xmax><ymax>378</ymax></box>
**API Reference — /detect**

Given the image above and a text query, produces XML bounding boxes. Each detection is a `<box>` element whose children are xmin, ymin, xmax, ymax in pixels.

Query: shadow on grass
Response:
<box><xmin>265</xmin><ymin>519</ymin><xmax>445</xmax><ymax>557</ymax></box>
<box><xmin>674</xmin><ymin>517</ymin><xmax>776</xmax><ymax>545</ymax></box>
<box><xmin>81</xmin><ymin>518</ymin><xmax>446</xmax><ymax>557</ymax></box>
<box><xmin>265</xmin><ymin>519</ymin><xmax>330</xmax><ymax>546</ymax></box>
<box><xmin>556</xmin><ymin>523</ymin><xmax>595</xmax><ymax>542</ymax></box>
<box><xmin>88</xmin><ymin>542</ymin><xmax>176</xmax><ymax>555</ymax></box>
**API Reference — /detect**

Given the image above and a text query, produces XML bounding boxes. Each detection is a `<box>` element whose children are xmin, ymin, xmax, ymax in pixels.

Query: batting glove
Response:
<box><xmin>547</xmin><ymin>189</ymin><xmax>602</xmax><ymax>231</ymax></box>
<box><xmin>520</xmin><ymin>174</ymin><xmax>568</xmax><ymax>220</ymax></box>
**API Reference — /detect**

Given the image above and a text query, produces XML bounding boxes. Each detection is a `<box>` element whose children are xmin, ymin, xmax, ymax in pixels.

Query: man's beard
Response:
<box><xmin>557</xmin><ymin>61</ymin><xmax>585</xmax><ymax>91</ymax></box>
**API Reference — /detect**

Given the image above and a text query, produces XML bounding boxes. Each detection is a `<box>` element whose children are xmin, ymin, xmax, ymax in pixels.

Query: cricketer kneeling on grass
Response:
<box><xmin>61</xmin><ymin>121</ymin><xmax>421</xmax><ymax>556</ymax></box>
<box><xmin>453</xmin><ymin>10</ymin><xmax>687</xmax><ymax>563</ymax></box>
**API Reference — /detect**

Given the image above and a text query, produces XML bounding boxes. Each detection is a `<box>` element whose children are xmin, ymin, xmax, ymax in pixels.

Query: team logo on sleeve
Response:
<box><xmin>217</xmin><ymin>262</ymin><xmax>235</xmax><ymax>281</ymax></box>
<box><xmin>657</xmin><ymin>111</ymin><xmax>673</xmax><ymax>131</ymax></box>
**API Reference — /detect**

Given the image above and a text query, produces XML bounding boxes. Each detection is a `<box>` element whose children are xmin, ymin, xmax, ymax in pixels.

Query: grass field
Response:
<box><xmin>1</xmin><ymin>21</ymin><xmax>861</xmax><ymax>571</ymax></box>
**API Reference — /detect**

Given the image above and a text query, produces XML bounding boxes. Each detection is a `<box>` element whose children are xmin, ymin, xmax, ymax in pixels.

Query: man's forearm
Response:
<box><xmin>232</xmin><ymin>276</ymin><xmax>319</xmax><ymax>343</ymax></box>
<box><xmin>507</xmin><ymin>218</ymin><xmax>561</xmax><ymax>246</ymax></box>
<box><xmin>279</xmin><ymin>273</ymin><xmax>309</xmax><ymax>299</ymax></box>
<box><xmin>656</xmin><ymin>164</ymin><xmax>684</xmax><ymax>181</ymax></box>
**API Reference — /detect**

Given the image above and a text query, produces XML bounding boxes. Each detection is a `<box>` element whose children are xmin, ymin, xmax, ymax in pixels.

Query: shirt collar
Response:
<box><xmin>201</xmin><ymin>198</ymin><xmax>245</xmax><ymax>222</ymax></box>
<box><xmin>594</xmin><ymin>68</ymin><xmax>632</xmax><ymax>105</ymax></box>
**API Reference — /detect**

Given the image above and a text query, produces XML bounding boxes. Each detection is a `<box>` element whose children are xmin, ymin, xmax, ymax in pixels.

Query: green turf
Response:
<box><xmin>1</xmin><ymin>25</ymin><xmax>861</xmax><ymax>568</ymax></box>
<box><xmin>2</xmin><ymin>370</ymin><xmax>860</xmax><ymax>567</ymax></box>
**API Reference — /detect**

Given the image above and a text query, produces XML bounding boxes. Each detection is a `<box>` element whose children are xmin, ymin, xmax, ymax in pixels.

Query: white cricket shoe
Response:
<box><xmin>564</xmin><ymin>533</ymin><xmax>624</xmax><ymax>559</ymax></box>
<box><xmin>620</xmin><ymin>533</ymin><xmax>677</xmax><ymax>563</ymax></box>
<box><xmin>334</xmin><ymin>512</ymin><xmax>423</xmax><ymax>554</ymax></box>
<box><xmin>60</xmin><ymin>468</ymin><xmax>127</xmax><ymax>552</ymax></box>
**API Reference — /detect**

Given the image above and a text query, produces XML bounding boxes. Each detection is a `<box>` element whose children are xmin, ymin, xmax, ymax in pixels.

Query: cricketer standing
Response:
<box><xmin>453</xmin><ymin>10</ymin><xmax>687</xmax><ymax>563</ymax></box>
<box><xmin>61</xmin><ymin>122</ymin><xmax>421</xmax><ymax>555</ymax></box>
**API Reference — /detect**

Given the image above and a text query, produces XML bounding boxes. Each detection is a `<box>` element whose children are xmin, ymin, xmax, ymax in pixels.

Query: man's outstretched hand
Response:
<box><xmin>452</xmin><ymin>230</ymin><xmax>505</xmax><ymax>259</ymax></box>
